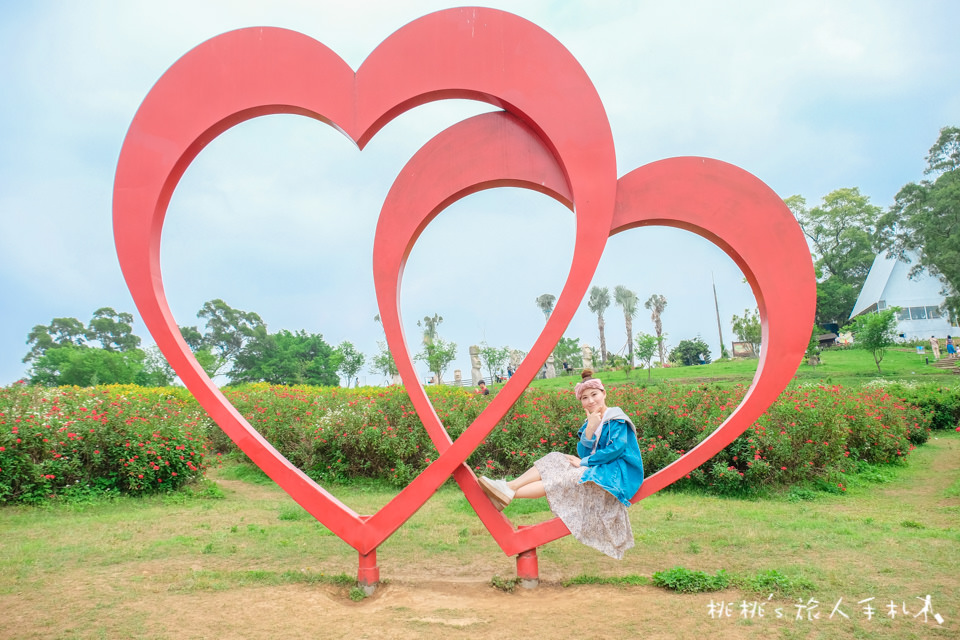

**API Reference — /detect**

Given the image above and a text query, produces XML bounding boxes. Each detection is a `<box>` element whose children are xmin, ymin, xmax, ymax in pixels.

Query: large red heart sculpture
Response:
<box><xmin>374</xmin><ymin>112</ymin><xmax>815</xmax><ymax>555</ymax></box>
<box><xmin>112</xmin><ymin>8</ymin><xmax>618</xmax><ymax>554</ymax></box>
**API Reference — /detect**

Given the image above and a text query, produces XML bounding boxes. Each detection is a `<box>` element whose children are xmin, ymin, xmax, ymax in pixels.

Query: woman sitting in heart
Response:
<box><xmin>478</xmin><ymin>369</ymin><xmax>644</xmax><ymax>559</ymax></box>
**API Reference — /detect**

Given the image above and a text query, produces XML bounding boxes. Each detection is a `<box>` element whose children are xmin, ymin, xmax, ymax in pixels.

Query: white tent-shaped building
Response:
<box><xmin>850</xmin><ymin>251</ymin><xmax>959</xmax><ymax>340</ymax></box>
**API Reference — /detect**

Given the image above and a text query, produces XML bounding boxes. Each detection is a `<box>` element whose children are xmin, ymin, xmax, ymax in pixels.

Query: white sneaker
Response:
<box><xmin>478</xmin><ymin>476</ymin><xmax>515</xmax><ymax>511</ymax></box>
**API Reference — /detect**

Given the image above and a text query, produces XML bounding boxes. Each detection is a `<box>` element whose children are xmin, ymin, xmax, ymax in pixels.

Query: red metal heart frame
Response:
<box><xmin>112</xmin><ymin>8</ymin><xmax>617</xmax><ymax>554</ymax></box>
<box><xmin>374</xmin><ymin>112</ymin><xmax>816</xmax><ymax>555</ymax></box>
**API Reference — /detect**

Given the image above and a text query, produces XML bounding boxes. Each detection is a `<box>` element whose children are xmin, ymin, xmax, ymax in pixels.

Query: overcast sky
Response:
<box><xmin>2</xmin><ymin>1</ymin><xmax>958</xmax><ymax>387</ymax></box>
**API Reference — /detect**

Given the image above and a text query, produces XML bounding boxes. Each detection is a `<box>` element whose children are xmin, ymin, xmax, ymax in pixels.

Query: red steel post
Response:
<box><xmin>357</xmin><ymin>549</ymin><xmax>380</xmax><ymax>595</ymax></box>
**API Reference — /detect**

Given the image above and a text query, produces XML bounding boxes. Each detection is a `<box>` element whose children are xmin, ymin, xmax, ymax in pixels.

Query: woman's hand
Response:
<box><xmin>564</xmin><ymin>454</ymin><xmax>582</xmax><ymax>467</ymax></box>
<box><xmin>583</xmin><ymin>408</ymin><xmax>603</xmax><ymax>438</ymax></box>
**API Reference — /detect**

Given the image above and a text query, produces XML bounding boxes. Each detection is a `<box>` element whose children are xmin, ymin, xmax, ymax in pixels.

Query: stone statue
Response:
<box><xmin>581</xmin><ymin>344</ymin><xmax>593</xmax><ymax>370</ymax></box>
<box><xmin>545</xmin><ymin>352</ymin><xmax>556</xmax><ymax>379</ymax></box>
<box><xmin>469</xmin><ymin>345</ymin><xmax>482</xmax><ymax>385</ymax></box>
<box><xmin>510</xmin><ymin>349</ymin><xmax>523</xmax><ymax>371</ymax></box>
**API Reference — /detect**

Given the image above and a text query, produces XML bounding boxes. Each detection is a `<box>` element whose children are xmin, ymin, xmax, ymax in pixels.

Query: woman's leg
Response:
<box><xmin>514</xmin><ymin>480</ymin><xmax>546</xmax><ymax>499</ymax></box>
<box><xmin>507</xmin><ymin>466</ymin><xmax>546</xmax><ymax>499</ymax></box>
<box><xmin>507</xmin><ymin>465</ymin><xmax>540</xmax><ymax>490</ymax></box>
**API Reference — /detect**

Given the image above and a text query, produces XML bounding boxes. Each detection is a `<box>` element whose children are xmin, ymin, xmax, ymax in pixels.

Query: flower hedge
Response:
<box><xmin>0</xmin><ymin>383</ymin><xmax>213</xmax><ymax>503</ymax></box>
<box><xmin>2</xmin><ymin>379</ymin><xmax>957</xmax><ymax>503</ymax></box>
<box><xmin>216</xmin><ymin>381</ymin><xmax>939</xmax><ymax>493</ymax></box>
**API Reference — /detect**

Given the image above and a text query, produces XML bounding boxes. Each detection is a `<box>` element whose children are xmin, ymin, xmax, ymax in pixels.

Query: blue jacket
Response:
<box><xmin>577</xmin><ymin>407</ymin><xmax>644</xmax><ymax>506</ymax></box>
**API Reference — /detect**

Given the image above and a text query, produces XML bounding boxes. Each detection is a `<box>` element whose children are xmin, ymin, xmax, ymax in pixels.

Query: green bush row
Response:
<box><xmin>214</xmin><ymin>380</ymin><xmax>945</xmax><ymax>494</ymax></box>
<box><xmin>0</xmin><ymin>383</ymin><xmax>213</xmax><ymax>503</ymax></box>
<box><xmin>3</xmin><ymin>379</ymin><xmax>957</xmax><ymax>503</ymax></box>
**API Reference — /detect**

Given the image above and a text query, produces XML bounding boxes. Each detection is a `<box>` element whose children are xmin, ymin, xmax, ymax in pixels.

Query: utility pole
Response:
<box><xmin>712</xmin><ymin>273</ymin><xmax>724</xmax><ymax>357</ymax></box>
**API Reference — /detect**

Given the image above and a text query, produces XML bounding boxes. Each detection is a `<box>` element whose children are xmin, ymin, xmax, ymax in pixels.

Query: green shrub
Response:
<box><xmin>0</xmin><ymin>383</ymin><xmax>213</xmax><ymax>503</ymax></box>
<box><xmin>735</xmin><ymin>569</ymin><xmax>815</xmax><ymax>596</ymax></box>
<box><xmin>652</xmin><ymin>567</ymin><xmax>730</xmax><ymax>593</ymax></box>
<box><xmin>1</xmin><ymin>378</ymin><xmax>942</xmax><ymax>503</ymax></box>
<box><xmin>872</xmin><ymin>381</ymin><xmax>960</xmax><ymax>431</ymax></box>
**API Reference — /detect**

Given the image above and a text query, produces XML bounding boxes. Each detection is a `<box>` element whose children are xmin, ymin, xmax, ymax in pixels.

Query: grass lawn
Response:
<box><xmin>1</xmin><ymin>433</ymin><xmax>957</xmax><ymax>639</ymax></box>
<box><xmin>2</xmin><ymin>347</ymin><xmax>958</xmax><ymax>638</ymax></box>
<box><xmin>526</xmin><ymin>347</ymin><xmax>959</xmax><ymax>391</ymax></box>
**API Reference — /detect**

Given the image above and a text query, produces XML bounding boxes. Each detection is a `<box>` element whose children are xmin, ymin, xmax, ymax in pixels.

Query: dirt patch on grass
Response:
<box><xmin>126</xmin><ymin>580</ymin><xmax>747</xmax><ymax>640</ymax></box>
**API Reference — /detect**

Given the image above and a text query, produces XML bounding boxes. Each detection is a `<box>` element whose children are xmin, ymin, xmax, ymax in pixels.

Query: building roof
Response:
<box><xmin>849</xmin><ymin>252</ymin><xmax>897</xmax><ymax>319</ymax></box>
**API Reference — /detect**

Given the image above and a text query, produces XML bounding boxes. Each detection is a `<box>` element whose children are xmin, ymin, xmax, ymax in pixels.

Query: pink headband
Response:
<box><xmin>574</xmin><ymin>378</ymin><xmax>605</xmax><ymax>400</ymax></box>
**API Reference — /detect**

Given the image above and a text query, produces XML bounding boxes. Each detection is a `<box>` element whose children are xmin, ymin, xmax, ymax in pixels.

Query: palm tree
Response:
<box><xmin>645</xmin><ymin>294</ymin><xmax>668</xmax><ymax>366</ymax></box>
<box><xmin>418</xmin><ymin>313</ymin><xmax>443</xmax><ymax>346</ymax></box>
<box><xmin>535</xmin><ymin>294</ymin><xmax>556</xmax><ymax>323</ymax></box>
<box><xmin>614</xmin><ymin>285</ymin><xmax>639</xmax><ymax>367</ymax></box>
<box><xmin>587</xmin><ymin>286</ymin><xmax>610</xmax><ymax>365</ymax></box>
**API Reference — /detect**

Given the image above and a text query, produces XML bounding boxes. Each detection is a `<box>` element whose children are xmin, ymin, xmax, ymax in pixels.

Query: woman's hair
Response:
<box><xmin>574</xmin><ymin>369</ymin><xmax>604</xmax><ymax>399</ymax></box>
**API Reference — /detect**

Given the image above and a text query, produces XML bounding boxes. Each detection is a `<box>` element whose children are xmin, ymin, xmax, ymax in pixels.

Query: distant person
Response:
<box><xmin>930</xmin><ymin>336</ymin><xmax>941</xmax><ymax>360</ymax></box>
<box><xmin>948</xmin><ymin>335</ymin><xmax>956</xmax><ymax>358</ymax></box>
<box><xmin>476</xmin><ymin>380</ymin><xmax>490</xmax><ymax>395</ymax></box>
<box><xmin>507</xmin><ymin>366</ymin><xmax>514</xmax><ymax>379</ymax></box>
<box><xmin>477</xmin><ymin>369</ymin><xmax>644</xmax><ymax>559</ymax></box>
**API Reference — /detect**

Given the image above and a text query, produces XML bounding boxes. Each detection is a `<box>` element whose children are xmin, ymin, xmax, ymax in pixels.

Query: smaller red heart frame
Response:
<box><xmin>374</xmin><ymin>112</ymin><xmax>815</xmax><ymax>555</ymax></box>
<box><xmin>112</xmin><ymin>8</ymin><xmax>618</xmax><ymax>555</ymax></box>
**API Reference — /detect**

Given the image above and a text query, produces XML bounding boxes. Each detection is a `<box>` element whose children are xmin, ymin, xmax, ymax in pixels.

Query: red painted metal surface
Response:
<box><xmin>375</xmin><ymin>112</ymin><xmax>815</xmax><ymax>555</ymax></box>
<box><xmin>112</xmin><ymin>8</ymin><xmax>615</xmax><ymax>556</ymax></box>
<box><xmin>357</xmin><ymin>550</ymin><xmax>379</xmax><ymax>588</ymax></box>
<box><xmin>113</xmin><ymin>7</ymin><xmax>814</xmax><ymax>568</ymax></box>
<box><xmin>516</xmin><ymin>548</ymin><xmax>539</xmax><ymax>584</ymax></box>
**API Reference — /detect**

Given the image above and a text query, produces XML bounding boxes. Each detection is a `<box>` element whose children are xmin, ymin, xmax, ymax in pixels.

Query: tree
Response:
<box><xmin>23</xmin><ymin>317</ymin><xmax>90</xmax><ymax>363</ymax></box>
<box><xmin>179</xmin><ymin>325</ymin><xmax>206</xmax><ymax>352</ymax></box>
<box><xmin>613</xmin><ymin>286</ymin><xmax>638</xmax><ymax>367</ymax></box>
<box><xmin>786</xmin><ymin>188</ymin><xmax>883</xmax><ymax>325</ymax></box>
<box><xmin>23</xmin><ymin>309</ymin><xmax>146</xmax><ymax>385</ymax></box>
<box><xmin>587</xmin><ymin>286</ymin><xmax>611</xmax><ymax>365</ymax></box>
<box><xmin>370</xmin><ymin>341</ymin><xmax>399</xmax><ymax>382</ymax></box>
<box><xmin>416</xmin><ymin>336</ymin><xmax>457</xmax><ymax>384</ymax></box>
<box><xmin>810</xmin><ymin>274</ymin><xmax>860</xmax><ymax>330</ymax></box>
<box><xmin>535</xmin><ymin>294</ymin><xmax>556</xmax><ymax>322</ymax></box>
<box><xmin>28</xmin><ymin>345</ymin><xmax>145</xmax><ymax>387</ymax></box>
<box><xmin>371</xmin><ymin>314</ymin><xmax>399</xmax><ymax>383</ymax></box>
<box><xmin>881</xmin><ymin>126</ymin><xmax>960</xmax><ymax>322</ymax></box>
<box><xmin>227</xmin><ymin>327</ymin><xmax>340</xmax><ymax>387</ymax></box>
<box><xmin>850</xmin><ymin>309</ymin><xmax>899</xmax><ymax>374</ymax></box>
<box><xmin>335</xmin><ymin>341</ymin><xmax>365</xmax><ymax>387</ymax></box>
<box><xmin>669</xmin><ymin>337</ymin><xmax>712</xmax><ymax>367</ymax></box>
<box><xmin>731</xmin><ymin>308</ymin><xmax>762</xmax><ymax>355</ymax></box>
<box><xmin>644</xmin><ymin>294</ymin><xmax>668</xmax><ymax>366</ymax></box>
<box><xmin>634</xmin><ymin>332</ymin><xmax>658</xmax><ymax>381</ymax></box>
<box><xmin>193</xmin><ymin>299</ymin><xmax>265</xmax><ymax>377</ymax></box>
<box><xmin>134</xmin><ymin>346</ymin><xmax>176</xmax><ymax>387</ymax></box>
<box><xmin>87</xmin><ymin>307</ymin><xmax>140</xmax><ymax>352</ymax></box>
<box><xmin>230</xmin><ymin>329</ymin><xmax>339</xmax><ymax>386</ymax></box>
<box><xmin>418</xmin><ymin>313</ymin><xmax>443</xmax><ymax>345</ymax></box>
<box><xmin>478</xmin><ymin>342</ymin><xmax>511</xmax><ymax>383</ymax></box>
<box><xmin>552</xmin><ymin>337</ymin><xmax>582</xmax><ymax>372</ymax></box>
<box><xmin>415</xmin><ymin>314</ymin><xmax>456</xmax><ymax>383</ymax></box>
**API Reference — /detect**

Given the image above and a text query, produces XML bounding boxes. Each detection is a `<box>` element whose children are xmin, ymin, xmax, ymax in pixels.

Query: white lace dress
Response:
<box><xmin>534</xmin><ymin>451</ymin><xmax>635</xmax><ymax>559</ymax></box>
